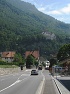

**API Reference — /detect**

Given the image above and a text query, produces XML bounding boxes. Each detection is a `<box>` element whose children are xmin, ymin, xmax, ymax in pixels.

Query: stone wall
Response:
<box><xmin>0</xmin><ymin>67</ymin><xmax>26</xmax><ymax>76</ymax></box>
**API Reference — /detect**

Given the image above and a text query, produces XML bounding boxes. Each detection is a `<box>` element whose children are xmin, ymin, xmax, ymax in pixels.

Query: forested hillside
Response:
<box><xmin>0</xmin><ymin>0</ymin><xmax>70</xmax><ymax>59</ymax></box>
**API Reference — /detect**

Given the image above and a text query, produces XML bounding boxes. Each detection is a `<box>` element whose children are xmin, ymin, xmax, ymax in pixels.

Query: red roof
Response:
<box><xmin>1</xmin><ymin>51</ymin><xmax>15</xmax><ymax>58</ymax></box>
<box><xmin>25</xmin><ymin>51</ymin><xmax>39</xmax><ymax>59</ymax></box>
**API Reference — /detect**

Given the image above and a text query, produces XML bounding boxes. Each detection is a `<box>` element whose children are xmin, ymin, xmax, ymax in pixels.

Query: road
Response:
<box><xmin>0</xmin><ymin>69</ymin><xmax>45</xmax><ymax>94</ymax></box>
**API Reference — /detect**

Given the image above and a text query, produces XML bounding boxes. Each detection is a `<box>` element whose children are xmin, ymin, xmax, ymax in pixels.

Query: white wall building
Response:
<box><xmin>1</xmin><ymin>51</ymin><xmax>15</xmax><ymax>63</ymax></box>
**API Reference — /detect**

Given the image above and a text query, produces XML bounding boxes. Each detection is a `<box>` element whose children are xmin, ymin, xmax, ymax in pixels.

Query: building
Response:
<box><xmin>25</xmin><ymin>51</ymin><xmax>39</xmax><ymax>60</ymax></box>
<box><xmin>1</xmin><ymin>51</ymin><xmax>16</xmax><ymax>62</ymax></box>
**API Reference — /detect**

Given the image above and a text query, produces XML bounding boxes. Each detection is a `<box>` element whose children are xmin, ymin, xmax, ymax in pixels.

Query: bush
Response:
<box><xmin>0</xmin><ymin>60</ymin><xmax>20</xmax><ymax>66</ymax></box>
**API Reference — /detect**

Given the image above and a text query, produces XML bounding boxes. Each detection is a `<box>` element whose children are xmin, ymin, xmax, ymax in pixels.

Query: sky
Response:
<box><xmin>21</xmin><ymin>0</ymin><xmax>70</xmax><ymax>24</ymax></box>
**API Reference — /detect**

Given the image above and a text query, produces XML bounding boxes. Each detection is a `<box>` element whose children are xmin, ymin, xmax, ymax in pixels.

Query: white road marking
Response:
<box><xmin>0</xmin><ymin>80</ymin><xmax>21</xmax><ymax>93</ymax></box>
<box><xmin>36</xmin><ymin>71</ymin><xmax>45</xmax><ymax>94</ymax></box>
<box><xmin>0</xmin><ymin>70</ymin><xmax>31</xmax><ymax>92</ymax></box>
<box><xmin>0</xmin><ymin>74</ymin><xmax>19</xmax><ymax>81</ymax></box>
<box><xmin>0</xmin><ymin>77</ymin><xmax>29</xmax><ymax>93</ymax></box>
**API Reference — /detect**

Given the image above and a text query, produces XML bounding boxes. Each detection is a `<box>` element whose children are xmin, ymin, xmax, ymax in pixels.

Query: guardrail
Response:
<box><xmin>52</xmin><ymin>77</ymin><xmax>70</xmax><ymax>94</ymax></box>
<box><xmin>51</xmin><ymin>66</ymin><xmax>70</xmax><ymax>94</ymax></box>
<box><xmin>52</xmin><ymin>66</ymin><xmax>70</xmax><ymax>77</ymax></box>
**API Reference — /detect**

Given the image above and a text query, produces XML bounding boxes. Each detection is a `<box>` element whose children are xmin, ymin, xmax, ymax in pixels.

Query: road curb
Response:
<box><xmin>53</xmin><ymin>78</ymin><xmax>62</xmax><ymax>94</ymax></box>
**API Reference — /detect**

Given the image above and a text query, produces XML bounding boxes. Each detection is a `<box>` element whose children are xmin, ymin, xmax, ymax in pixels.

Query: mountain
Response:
<box><xmin>6</xmin><ymin>0</ymin><xmax>70</xmax><ymax>36</ymax></box>
<box><xmin>0</xmin><ymin>0</ymin><xmax>70</xmax><ymax>59</ymax></box>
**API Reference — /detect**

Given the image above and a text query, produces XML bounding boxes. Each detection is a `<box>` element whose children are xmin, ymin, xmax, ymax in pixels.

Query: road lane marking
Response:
<box><xmin>0</xmin><ymin>72</ymin><xmax>30</xmax><ymax>83</ymax></box>
<box><xmin>0</xmin><ymin>80</ymin><xmax>21</xmax><ymax>93</ymax></box>
<box><xmin>0</xmin><ymin>74</ymin><xmax>20</xmax><ymax>81</ymax></box>
<box><xmin>17</xmin><ymin>73</ymin><xmax>30</xmax><ymax>80</ymax></box>
<box><xmin>0</xmin><ymin>77</ymin><xmax>29</xmax><ymax>93</ymax></box>
<box><xmin>35</xmin><ymin>72</ymin><xmax>45</xmax><ymax>94</ymax></box>
<box><xmin>0</xmin><ymin>69</ymin><xmax>29</xmax><ymax>78</ymax></box>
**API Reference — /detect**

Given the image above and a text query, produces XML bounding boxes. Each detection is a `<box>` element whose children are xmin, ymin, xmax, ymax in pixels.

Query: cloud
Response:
<box><xmin>47</xmin><ymin>10</ymin><xmax>61</xmax><ymax>15</ymax></box>
<box><xmin>56</xmin><ymin>16</ymin><xmax>70</xmax><ymax>23</ymax></box>
<box><xmin>42</xmin><ymin>3</ymin><xmax>70</xmax><ymax>15</ymax></box>
<box><xmin>38</xmin><ymin>7</ymin><xmax>61</xmax><ymax>15</ymax></box>
<box><xmin>61</xmin><ymin>4</ymin><xmax>70</xmax><ymax>14</ymax></box>
<box><xmin>38</xmin><ymin>3</ymin><xmax>70</xmax><ymax>16</ymax></box>
<box><xmin>38</xmin><ymin>3</ymin><xmax>70</xmax><ymax>23</ymax></box>
<box><xmin>38</xmin><ymin>7</ymin><xmax>46</xmax><ymax>11</ymax></box>
<box><xmin>21</xmin><ymin>0</ymin><xmax>70</xmax><ymax>15</ymax></box>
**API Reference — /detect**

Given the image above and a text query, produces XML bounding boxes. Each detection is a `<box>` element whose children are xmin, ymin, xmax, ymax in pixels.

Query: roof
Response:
<box><xmin>25</xmin><ymin>51</ymin><xmax>39</xmax><ymax>59</ymax></box>
<box><xmin>1</xmin><ymin>51</ymin><xmax>16</xmax><ymax>58</ymax></box>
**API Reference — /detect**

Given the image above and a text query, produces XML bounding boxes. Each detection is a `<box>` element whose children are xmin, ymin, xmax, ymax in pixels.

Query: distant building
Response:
<box><xmin>1</xmin><ymin>51</ymin><xmax>16</xmax><ymax>62</ymax></box>
<box><xmin>42</xmin><ymin>31</ymin><xmax>56</xmax><ymax>40</ymax></box>
<box><xmin>25</xmin><ymin>51</ymin><xmax>39</xmax><ymax>60</ymax></box>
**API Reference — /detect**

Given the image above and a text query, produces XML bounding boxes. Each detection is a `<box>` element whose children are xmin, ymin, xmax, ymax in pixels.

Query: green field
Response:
<box><xmin>0</xmin><ymin>65</ymin><xmax>18</xmax><ymax>68</ymax></box>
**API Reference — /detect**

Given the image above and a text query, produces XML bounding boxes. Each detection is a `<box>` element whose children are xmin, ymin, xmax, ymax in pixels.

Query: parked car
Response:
<box><xmin>31</xmin><ymin>70</ymin><xmax>38</xmax><ymax>75</ymax></box>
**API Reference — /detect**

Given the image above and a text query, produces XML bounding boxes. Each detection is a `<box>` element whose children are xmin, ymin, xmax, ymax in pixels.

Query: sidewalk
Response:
<box><xmin>43</xmin><ymin>70</ymin><xmax>57</xmax><ymax>94</ymax></box>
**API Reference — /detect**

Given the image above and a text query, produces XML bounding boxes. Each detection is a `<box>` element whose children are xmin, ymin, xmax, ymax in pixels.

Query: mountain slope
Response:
<box><xmin>0</xmin><ymin>0</ymin><xmax>70</xmax><ymax>59</ymax></box>
<box><xmin>0</xmin><ymin>0</ymin><xmax>70</xmax><ymax>36</ymax></box>
<box><xmin>6</xmin><ymin>0</ymin><xmax>70</xmax><ymax>36</ymax></box>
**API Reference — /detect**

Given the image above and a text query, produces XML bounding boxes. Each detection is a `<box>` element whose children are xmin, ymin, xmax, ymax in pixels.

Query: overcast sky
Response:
<box><xmin>21</xmin><ymin>0</ymin><xmax>70</xmax><ymax>24</ymax></box>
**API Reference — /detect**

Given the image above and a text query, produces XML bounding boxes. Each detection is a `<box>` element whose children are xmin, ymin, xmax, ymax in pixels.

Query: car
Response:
<box><xmin>31</xmin><ymin>70</ymin><xmax>38</xmax><ymax>75</ymax></box>
<box><xmin>38</xmin><ymin>65</ymin><xmax>42</xmax><ymax>70</ymax></box>
<box><xmin>45</xmin><ymin>65</ymin><xmax>49</xmax><ymax>70</ymax></box>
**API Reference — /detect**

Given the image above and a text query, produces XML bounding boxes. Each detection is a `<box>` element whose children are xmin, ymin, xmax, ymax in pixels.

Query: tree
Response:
<box><xmin>34</xmin><ymin>61</ymin><xmax>39</xmax><ymax>68</ymax></box>
<box><xmin>14</xmin><ymin>53</ymin><xmax>24</xmax><ymax>66</ymax></box>
<box><xmin>57</xmin><ymin>44</ymin><xmax>70</xmax><ymax>61</ymax></box>
<box><xmin>26</xmin><ymin>55</ymin><xmax>35</xmax><ymax>68</ymax></box>
<box><xmin>49</xmin><ymin>58</ymin><xmax>57</xmax><ymax>68</ymax></box>
<box><xmin>42</xmin><ymin>62</ymin><xmax>46</xmax><ymax>67</ymax></box>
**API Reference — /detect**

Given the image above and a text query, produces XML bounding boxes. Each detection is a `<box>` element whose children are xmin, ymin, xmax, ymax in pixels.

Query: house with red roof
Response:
<box><xmin>1</xmin><ymin>51</ymin><xmax>16</xmax><ymax>62</ymax></box>
<box><xmin>25</xmin><ymin>51</ymin><xmax>39</xmax><ymax>60</ymax></box>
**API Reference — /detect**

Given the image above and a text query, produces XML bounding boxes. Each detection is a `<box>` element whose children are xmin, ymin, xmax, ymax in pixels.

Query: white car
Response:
<box><xmin>31</xmin><ymin>70</ymin><xmax>38</xmax><ymax>75</ymax></box>
<box><xmin>45</xmin><ymin>65</ymin><xmax>49</xmax><ymax>70</ymax></box>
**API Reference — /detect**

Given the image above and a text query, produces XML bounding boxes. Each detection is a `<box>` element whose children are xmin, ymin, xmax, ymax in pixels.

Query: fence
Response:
<box><xmin>52</xmin><ymin>66</ymin><xmax>70</xmax><ymax>76</ymax></box>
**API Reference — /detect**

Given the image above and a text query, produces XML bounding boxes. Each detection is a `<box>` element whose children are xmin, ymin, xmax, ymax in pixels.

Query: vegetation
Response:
<box><xmin>26</xmin><ymin>55</ymin><xmax>38</xmax><ymax>68</ymax></box>
<box><xmin>49</xmin><ymin>58</ymin><xmax>57</xmax><ymax>68</ymax></box>
<box><xmin>57</xmin><ymin>44</ymin><xmax>70</xmax><ymax>61</ymax></box>
<box><xmin>14</xmin><ymin>53</ymin><xmax>25</xmax><ymax>65</ymax></box>
<box><xmin>0</xmin><ymin>53</ymin><xmax>25</xmax><ymax>66</ymax></box>
<box><xmin>0</xmin><ymin>0</ymin><xmax>70</xmax><ymax>59</ymax></box>
<box><xmin>34</xmin><ymin>61</ymin><xmax>39</xmax><ymax>68</ymax></box>
<box><xmin>0</xmin><ymin>60</ymin><xmax>20</xmax><ymax>66</ymax></box>
<box><xmin>0</xmin><ymin>65</ymin><xmax>18</xmax><ymax>68</ymax></box>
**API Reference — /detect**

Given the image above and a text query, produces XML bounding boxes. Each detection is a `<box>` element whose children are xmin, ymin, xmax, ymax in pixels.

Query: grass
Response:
<box><xmin>0</xmin><ymin>65</ymin><xmax>18</xmax><ymax>68</ymax></box>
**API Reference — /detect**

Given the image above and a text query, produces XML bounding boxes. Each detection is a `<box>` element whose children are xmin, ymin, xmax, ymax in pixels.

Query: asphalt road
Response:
<box><xmin>0</xmin><ymin>69</ymin><xmax>44</xmax><ymax>94</ymax></box>
<box><xmin>43</xmin><ymin>70</ymin><xmax>57</xmax><ymax>94</ymax></box>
